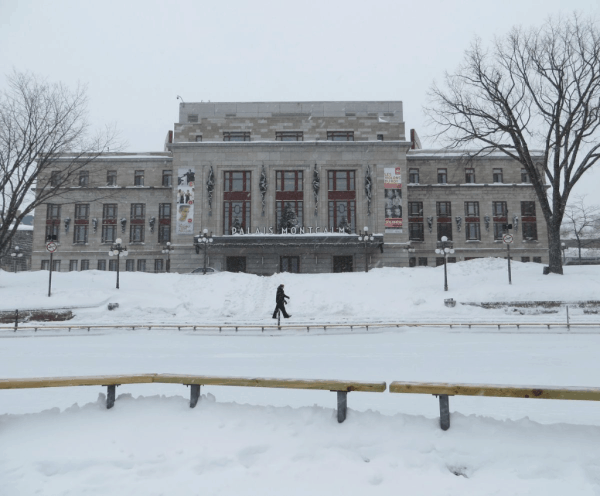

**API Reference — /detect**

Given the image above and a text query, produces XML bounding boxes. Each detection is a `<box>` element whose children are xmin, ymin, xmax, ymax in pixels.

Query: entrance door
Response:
<box><xmin>281</xmin><ymin>256</ymin><xmax>300</xmax><ymax>273</ymax></box>
<box><xmin>333</xmin><ymin>256</ymin><xmax>353</xmax><ymax>273</ymax></box>
<box><xmin>226</xmin><ymin>256</ymin><xmax>246</xmax><ymax>273</ymax></box>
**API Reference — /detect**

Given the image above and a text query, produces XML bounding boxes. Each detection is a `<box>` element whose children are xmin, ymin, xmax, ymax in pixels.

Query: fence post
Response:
<box><xmin>439</xmin><ymin>394</ymin><xmax>450</xmax><ymax>431</ymax></box>
<box><xmin>14</xmin><ymin>309</ymin><xmax>18</xmax><ymax>332</ymax></box>
<box><xmin>566</xmin><ymin>305</ymin><xmax>570</xmax><ymax>331</ymax></box>
<box><xmin>337</xmin><ymin>391</ymin><xmax>348</xmax><ymax>423</ymax></box>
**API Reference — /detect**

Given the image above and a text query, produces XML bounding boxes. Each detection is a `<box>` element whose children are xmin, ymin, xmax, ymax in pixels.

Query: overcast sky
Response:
<box><xmin>2</xmin><ymin>0</ymin><xmax>600</xmax><ymax>198</ymax></box>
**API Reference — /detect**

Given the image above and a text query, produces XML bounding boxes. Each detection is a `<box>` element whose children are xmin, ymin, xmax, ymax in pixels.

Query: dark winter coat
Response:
<box><xmin>276</xmin><ymin>286</ymin><xmax>289</xmax><ymax>304</ymax></box>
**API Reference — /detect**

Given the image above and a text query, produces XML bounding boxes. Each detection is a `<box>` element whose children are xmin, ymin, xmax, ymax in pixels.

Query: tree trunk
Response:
<box><xmin>547</xmin><ymin>222</ymin><xmax>564</xmax><ymax>274</ymax></box>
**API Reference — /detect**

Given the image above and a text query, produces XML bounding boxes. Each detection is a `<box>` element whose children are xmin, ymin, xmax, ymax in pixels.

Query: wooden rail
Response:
<box><xmin>0</xmin><ymin>374</ymin><xmax>386</xmax><ymax>423</ymax></box>
<box><xmin>2</xmin><ymin>321</ymin><xmax>600</xmax><ymax>333</ymax></box>
<box><xmin>389</xmin><ymin>381</ymin><xmax>600</xmax><ymax>430</ymax></box>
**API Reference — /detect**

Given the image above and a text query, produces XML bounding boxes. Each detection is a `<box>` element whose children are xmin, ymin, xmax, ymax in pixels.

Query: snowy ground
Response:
<box><xmin>2</xmin><ymin>260</ymin><xmax>600</xmax><ymax>494</ymax></box>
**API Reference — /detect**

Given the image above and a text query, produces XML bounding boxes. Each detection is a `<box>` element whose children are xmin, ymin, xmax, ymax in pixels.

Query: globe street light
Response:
<box><xmin>10</xmin><ymin>245</ymin><xmax>23</xmax><ymax>273</ymax></box>
<box><xmin>108</xmin><ymin>238</ymin><xmax>128</xmax><ymax>289</ymax></box>
<box><xmin>435</xmin><ymin>236</ymin><xmax>455</xmax><ymax>291</ymax></box>
<box><xmin>161</xmin><ymin>241</ymin><xmax>175</xmax><ymax>273</ymax></box>
<box><xmin>357</xmin><ymin>226</ymin><xmax>374</xmax><ymax>273</ymax></box>
<box><xmin>195</xmin><ymin>229</ymin><xmax>213</xmax><ymax>274</ymax></box>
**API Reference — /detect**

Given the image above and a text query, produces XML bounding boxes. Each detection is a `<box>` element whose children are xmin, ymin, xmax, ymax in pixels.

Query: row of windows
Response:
<box><xmin>408</xmin><ymin>168</ymin><xmax>531</xmax><ymax>184</ymax></box>
<box><xmin>189</xmin><ymin>130</ymin><xmax>385</xmax><ymax>142</ymax></box>
<box><xmin>41</xmin><ymin>259</ymin><xmax>166</xmax><ymax>272</ymax></box>
<box><xmin>408</xmin><ymin>256</ymin><xmax>543</xmax><ymax>267</ymax></box>
<box><xmin>407</xmin><ymin>201</ymin><xmax>537</xmax><ymax>242</ymax></box>
<box><xmin>50</xmin><ymin>170</ymin><xmax>173</xmax><ymax>188</ymax></box>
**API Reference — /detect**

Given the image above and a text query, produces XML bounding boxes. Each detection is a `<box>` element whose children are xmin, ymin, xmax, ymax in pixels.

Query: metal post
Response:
<box><xmin>14</xmin><ymin>309</ymin><xmax>18</xmax><ymax>332</ymax></box>
<box><xmin>277</xmin><ymin>308</ymin><xmax>281</xmax><ymax>329</ymax></box>
<box><xmin>439</xmin><ymin>394</ymin><xmax>450</xmax><ymax>430</ymax></box>
<box><xmin>567</xmin><ymin>305</ymin><xmax>570</xmax><ymax>331</ymax></box>
<box><xmin>443</xmin><ymin>256</ymin><xmax>448</xmax><ymax>291</ymax></box>
<box><xmin>203</xmin><ymin>244</ymin><xmax>207</xmax><ymax>274</ymax></box>
<box><xmin>166</xmin><ymin>252</ymin><xmax>170</xmax><ymax>273</ymax></box>
<box><xmin>189</xmin><ymin>384</ymin><xmax>201</xmax><ymax>408</ymax></box>
<box><xmin>364</xmin><ymin>239</ymin><xmax>368</xmax><ymax>273</ymax></box>
<box><xmin>337</xmin><ymin>391</ymin><xmax>348</xmax><ymax>423</ymax></box>
<box><xmin>48</xmin><ymin>252</ymin><xmax>53</xmax><ymax>297</ymax></box>
<box><xmin>116</xmin><ymin>252</ymin><xmax>120</xmax><ymax>289</ymax></box>
<box><xmin>107</xmin><ymin>385</ymin><xmax>116</xmax><ymax>409</ymax></box>
<box><xmin>507</xmin><ymin>243</ymin><xmax>512</xmax><ymax>285</ymax></box>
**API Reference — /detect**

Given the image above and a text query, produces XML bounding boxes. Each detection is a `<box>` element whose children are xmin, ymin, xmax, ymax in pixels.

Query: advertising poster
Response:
<box><xmin>384</xmin><ymin>167</ymin><xmax>402</xmax><ymax>233</ymax></box>
<box><xmin>177</xmin><ymin>168</ymin><xmax>195</xmax><ymax>235</ymax></box>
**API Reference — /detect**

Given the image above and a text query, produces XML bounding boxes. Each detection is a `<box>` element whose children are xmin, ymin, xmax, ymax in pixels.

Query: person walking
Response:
<box><xmin>272</xmin><ymin>284</ymin><xmax>291</xmax><ymax>319</ymax></box>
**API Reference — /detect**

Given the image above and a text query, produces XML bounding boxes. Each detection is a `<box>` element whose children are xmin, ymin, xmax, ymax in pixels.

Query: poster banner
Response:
<box><xmin>177</xmin><ymin>168</ymin><xmax>195</xmax><ymax>235</ymax></box>
<box><xmin>384</xmin><ymin>167</ymin><xmax>402</xmax><ymax>232</ymax></box>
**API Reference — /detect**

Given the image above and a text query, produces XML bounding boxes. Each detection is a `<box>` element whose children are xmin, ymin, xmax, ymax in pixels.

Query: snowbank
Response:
<box><xmin>0</xmin><ymin>259</ymin><xmax>599</xmax><ymax>324</ymax></box>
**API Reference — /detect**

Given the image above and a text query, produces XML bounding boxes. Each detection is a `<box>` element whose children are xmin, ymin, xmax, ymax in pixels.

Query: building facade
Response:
<box><xmin>31</xmin><ymin>101</ymin><xmax>548</xmax><ymax>274</ymax></box>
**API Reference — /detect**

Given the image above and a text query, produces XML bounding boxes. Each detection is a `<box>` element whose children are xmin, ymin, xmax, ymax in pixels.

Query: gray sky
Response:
<box><xmin>2</xmin><ymin>0</ymin><xmax>600</xmax><ymax>198</ymax></box>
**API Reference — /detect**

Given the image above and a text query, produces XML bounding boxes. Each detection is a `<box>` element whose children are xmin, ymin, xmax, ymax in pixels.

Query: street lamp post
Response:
<box><xmin>10</xmin><ymin>246</ymin><xmax>23</xmax><ymax>272</ymax></box>
<box><xmin>435</xmin><ymin>236</ymin><xmax>455</xmax><ymax>291</ymax></box>
<box><xmin>358</xmin><ymin>226</ymin><xmax>374</xmax><ymax>273</ymax></box>
<box><xmin>108</xmin><ymin>238</ymin><xmax>128</xmax><ymax>289</ymax></box>
<box><xmin>162</xmin><ymin>242</ymin><xmax>175</xmax><ymax>272</ymax></box>
<box><xmin>196</xmin><ymin>229</ymin><xmax>213</xmax><ymax>274</ymax></box>
<box><xmin>561</xmin><ymin>242</ymin><xmax>567</xmax><ymax>263</ymax></box>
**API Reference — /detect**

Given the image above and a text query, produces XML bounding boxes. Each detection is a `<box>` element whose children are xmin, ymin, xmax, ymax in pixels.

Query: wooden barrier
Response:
<box><xmin>0</xmin><ymin>373</ymin><xmax>386</xmax><ymax>423</ymax></box>
<box><xmin>155</xmin><ymin>374</ymin><xmax>386</xmax><ymax>422</ymax></box>
<box><xmin>389</xmin><ymin>381</ymin><xmax>600</xmax><ymax>430</ymax></box>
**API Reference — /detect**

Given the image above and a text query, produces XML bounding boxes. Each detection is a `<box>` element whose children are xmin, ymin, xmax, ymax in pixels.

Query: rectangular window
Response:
<box><xmin>73</xmin><ymin>225</ymin><xmax>88</xmax><ymax>244</ymax></box>
<box><xmin>41</xmin><ymin>260</ymin><xmax>50</xmax><ymax>270</ymax></box>
<box><xmin>109</xmin><ymin>260</ymin><xmax>118</xmax><ymax>272</ymax></box>
<box><xmin>159</xmin><ymin>203</ymin><xmax>171</xmax><ymax>219</ymax></box>
<box><xmin>81</xmin><ymin>260</ymin><xmax>90</xmax><ymax>271</ymax></box>
<box><xmin>47</xmin><ymin>204</ymin><xmax>61</xmax><ymax>220</ymax></box>
<box><xmin>131</xmin><ymin>203</ymin><xmax>145</xmax><ymax>220</ymax></box>
<box><xmin>97</xmin><ymin>260</ymin><xmax>106</xmax><ymax>271</ymax></box>
<box><xmin>521</xmin><ymin>201</ymin><xmax>536</xmax><ymax>217</ymax></box>
<box><xmin>187</xmin><ymin>114</ymin><xmax>198</xmax><ymax>123</ymax></box>
<box><xmin>126</xmin><ymin>259</ymin><xmax>135</xmax><ymax>272</ymax></box>
<box><xmin>408</xmin><ymin>202</ymin><xmax>423</xmax><ymax>217</ymax></box>
<box><xmin>276</xmin><ymin>131</ymin><xmax>303</xmax><ymax>141</ymax></box>
<box><xmin>377</xmin><ymin>134</ymin><xmax>384</xmax><ymax>141</ymax></box>
<box><xmin>45</xmin><ymin>224</ymin><xmax>59</xmax><ymax>243</ymax></box>
<box><xmin>276</xmin><ymin>171</ymin><xmax>303</xmax><ymax>192</ymax></box>
<box><xmin>107</xmin><ymin>170</ymin><xmax>117</xmax><ymax>186</ymax></box>
<box><xmin>409</xmin><ymin>222</ymin><xmax>424</xmax><ymax>241</ymax></box>
<box><xmin>523</xmin><ymin>222</ymin><xmax>538</xmax><ymax>240</ymax></box>
<box><xmin>436</xmin><ymin>202</ymin><xmax>451</xmax><ymax>217</ymax></box>
<box><xmin>69</xmin><ymin>260</ymin><xmax>78</xmax><ymax>271</ymax></box>
<box><xmin>329</xmin><ymin>201</ymin><xmax>356</xmax><ymax>233</ymax></box>
<box><xmin>533</xmin><ymin>256</ymin><xmax>542</xmax><ymax>263</ymax></box>
<box><xmin>409</xmin><ymin>168</ymin><xmax>420</xmax><ymax>184</ymax></box>
<box><xmin>224</xmin><ymin>171</ymin><xmax>251</xmax><ymax>234</ymax></box>
<box><xmin>437</xmin><ymin>169</ymin><xmax>447</xmax><ymax>184</ymax></box>
<box><xmin>493</xmin><ymin>168</ymin><xmax>503</xmax><ymax>183</ymax></box>
<box><xmin>158</xmin><ymin>225</ymin><xmax>171</xmax><ymax>243</ymax></box>
<box><xmin>45</xmin><ymin>204</ymin><xmax>61</xmax><ymax>242</ymax></box>
<box><xmin>101</xmin><ymin>225</ymin><xmax>117</xmax><ymax>244</ymax></box>
<box><xmin>521</xmin><ymin>169</ymin><xmax>530</xmax><ymax>183</ymax></box>
<box><xmin>418</xmin><ymin>257</ymin><xmax>428</xmax><ymax>266</ymax></box>
<box><xmin>52</xmin><ymin>260</ymin><xmax>61</xmax><ymax>272</ymax></box>
<box><xmin>409</xmin><ymin>257</ymin><xmax>416</xmax><ymax>267</ymax></box>
<box><xmin>195</xmin><ymin>135</ymin><xmax>202</xmax><ymax>142</ymax></box>
<box><xmin>328</xmin><ymin>171</ymin><xmax>355</xmax><ymax>191</ymax></box>
<box><xmin>276</xmin><ymin>201</ymin><xmax>303</xmax><ymax>232</ymax></box>
<box><xmin>437</xmin><ymin>222</ymin><xmax>452</xmax><ymax>241</ymax></box>
<box><xmin>333</xmin><ymin>256</ymin><xmax>353</xmax><ymax>273</ymax></box>
<box><xmin>226</xmin><ymin>256</ymin><xmax>247</xmax><ymax>273</ymax></box>
<box><xmin>327</xmin><ymin>131</ymin><xmax>354</xmax><ymax>141</ymax></box>
<box><xmin>130</xmin><ymin>225</ymin><xmax>145</xmax><ymax>243</ymax></box>
<box><xmin>154</xmin><ymin>259</ymin><xmax>164</xmax><ymax>273</ymax></box>
<box><xmin>464</xmin><ymin>201</ymin><xmax>479</xmax><ymax>217</ymax></box>
<box><xmin>74</xmin><ymin>204</ymin><xmax>89</xmax><ymax>220</ymax></box>
<box><xmin>521</xmin><ymin>257</ymin><xmax>531</xmax><ymax>263</ymax></box>
<box><xmin>493</xmin><ymin>201</ymin><xmax>507</xmax><ymax>217</ymax></box>
<box><xmin>51</xmin><ymin>171</ymin><xmax>61</xmax><ymax>187</ymax></box>
<box><xmin>493</xmin><ymin>223</ymin><xmax>505</xmax><ymax>240</ymax></box>
<box><xmin>466</xmin><ymin>222</ymin><xmax>480</xmax><ymax>241</ymax></box>
<box><xmin>281</xmin><ymin>256</ymin><xmax>300</xmax><ymax>273</ymax></box>
<box><xmin>134</xmin><ymin>170</ymin><xmax>144</xmax><ymax>186</ymax></box>
<box><xmin>137</xmin><ymin>259</ymin><xmax>147</xmax><ymax>272</ymax></box>
<box><xmin>465</xmin><ymin>168</ymin><xmax>475</xmax><ymax>183</ymax></box>
<box><xmin>79</xmin><ymin>171</ymin><xmax>89</xmax><ymax>187</ymax></box>
<box><xmin>436</xmin><ymin>257</ymin><xmax>445</xmax><ymax>267</ymax></box>
<box><xmin>275</xmin><ymin>171</ymin><xmax>304</xmax><ymax>231</ymax></box>
<box><xmin>223</xmin><ymin>131</ymin><xmax>251</xmax><ymax>141</ymax></box>
<box><xmin>162</xmin><ymin>170</ymin><xmax>172</xmax><ymax>187</ymax></box>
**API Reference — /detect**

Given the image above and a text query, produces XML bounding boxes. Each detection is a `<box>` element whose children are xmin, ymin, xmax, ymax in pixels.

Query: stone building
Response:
<box><xmin>30</xmin><ymin>101</ymin><xmax>548</xmax><ymax>274</ymax></box>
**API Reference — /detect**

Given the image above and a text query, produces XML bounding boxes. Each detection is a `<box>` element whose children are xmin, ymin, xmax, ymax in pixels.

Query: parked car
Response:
<box><xmin>191</xmin><ymin>267</ymin><xmax>220</xmax><ymax>275</ymax></box>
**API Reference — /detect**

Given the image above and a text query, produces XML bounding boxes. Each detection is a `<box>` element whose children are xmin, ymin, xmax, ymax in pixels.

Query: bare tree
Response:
<box><xmin>426</xmin><ymin>14</ymin><xmax>600</xmax><ymax>274</ymax></box>
<box><xmin>560</xmin><ymin>195</ymin><xmax>600</xmax><ymax>264</ymax></box>
<box><xmin>0</xmin><ymin>70</ymin><xmax>120</xmax><ymax>258</ymax></box>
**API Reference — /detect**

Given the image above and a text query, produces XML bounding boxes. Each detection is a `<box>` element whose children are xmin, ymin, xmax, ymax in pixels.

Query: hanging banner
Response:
<box><xmin>177</xmin><ymin>168</ymin><xmax>195</xmax><ymax>235</ymax></box>
<box><xmin>384</xmin><ymin>167</ymin><xmax>402</xmax><ymax>233</ymax></box>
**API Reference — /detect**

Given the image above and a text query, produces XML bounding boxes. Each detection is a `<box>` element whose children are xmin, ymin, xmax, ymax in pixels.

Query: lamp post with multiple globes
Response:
<box><xmin>108</xmin><ymin>238</ymin><xmax>128</xmax><ymax>289</ymax></box>
<box><xmin>435</xmin><ymin>236</ymin><xmax>455</xmax><ymax>291</ymax></box>
<box><xmin>162</xmin><ymin>242</ymin><xmax>175</xmax><ymax>273</ymax></box>
<box><xmin>196</xmin><ymin>229</ymin><xmax>213</xmax><ymax>274</ymax></box>
<box><xmin>357</xmin><ymin>226</ymin><xmax>374</xmax><ymax>273</ymax></box>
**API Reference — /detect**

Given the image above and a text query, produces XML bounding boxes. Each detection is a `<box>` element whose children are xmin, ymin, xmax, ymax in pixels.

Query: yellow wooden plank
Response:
<box><xmin>0</xmin><ymin>374</ymin><xmax>157</xmax><ymax>390</ymax></box>
<box><xmin>389</xmin><ymin>381</ymin><xmax>600</xmax><ymax>401</ymax></box>
<box><xmin>155</xmin><ymin>374</ymin><xmax>386</xmax><ymax>392</ymax></box>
